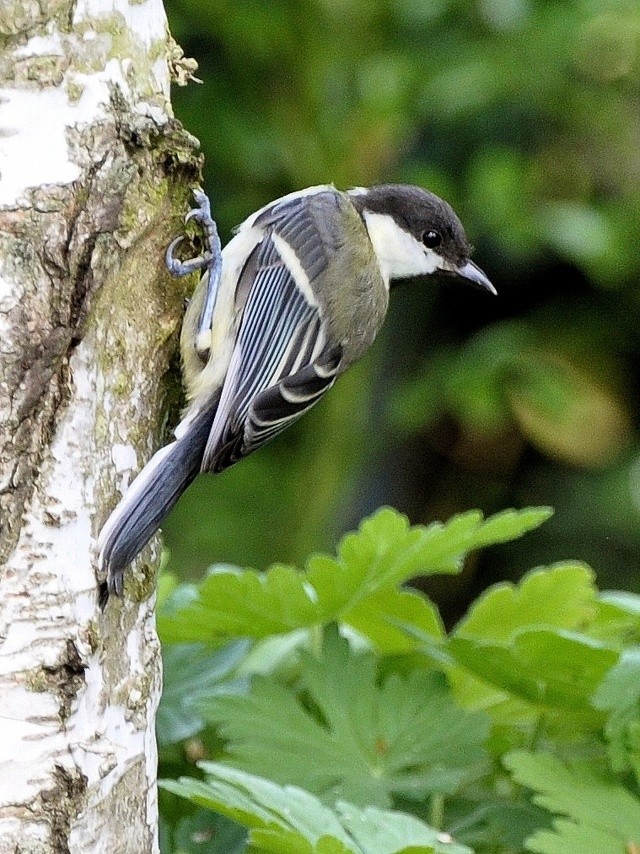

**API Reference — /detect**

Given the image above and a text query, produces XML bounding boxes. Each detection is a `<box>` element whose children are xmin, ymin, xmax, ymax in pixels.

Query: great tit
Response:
<box><xmin>98</xmin><ymin>184</ymin><xmax>495</xmax><ymax>599</ymax></box>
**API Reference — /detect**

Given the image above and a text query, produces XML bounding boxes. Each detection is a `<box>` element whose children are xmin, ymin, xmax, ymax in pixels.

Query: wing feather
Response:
<box><xmin>201</xmin><ymin>231</ymin><xmax>341</xmax><ymax>472</ymax></box>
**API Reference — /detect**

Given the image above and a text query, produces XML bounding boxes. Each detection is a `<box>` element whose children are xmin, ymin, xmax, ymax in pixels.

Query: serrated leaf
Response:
<box><xmin>592</xmin><ymin>648</ymin><xmax>640</xmax><ymax>777</ymax></box>
<box><xmin>157</xmin><ymin>562</ymin><xmax>325</xmax><ymax>644</ymax></box>
<box><xmin>449</xmin><ymin>628</ymin><xmax>617</xmax><ymax>713</ymax></box>
<box><xmin>344</xmin><ymin>587</ymin><xmax>444</xmax><ymax>653</ymax></box>
<box><xmin>158</xmin><ymin>641</ymin><xmax>251</xmax><ymax>744</ymax></box>
<box><xmin>199</xmin><ymin>627</ymin><xmax>489</xmax><ymax>808</ymax></box>
<box><xmin>504</xmin><ymin>750</ymin><xmax>640</xmax><ymax>852</ymax></box>
<box><xmin>160</xmin><ymin>763</ymin><xmax>472</xmax><ymax>854</ymax></box>
<box><xmin>460</xmin><ymin>507</ymin><xmax>554</xmax><ymax>551</ymax></box>
<box><xmin>454</xmin><ymin>563</ymin><xmax>598</xmax><ymax>642</ymax></box>
<box><xmin>448</xmin><ymin>563</ymin><xmax>605</xmax><ymax>719</ymax></box>
<box><xmin>336</xmin><ymin>801</ymin><xmax>471</xmax><ymax>853</ymax></box>
<box><xmin>524</xmin><ymin>819</ymin><xmax>628</xmax><ymax>854</ymax></box>
<box><xmin>161</xmin><ymin>767</ymin><xmax>353</xmax><ymax>851</ymax></box>
<box><xmin>332</xmin><ymin>507</ymin><xmax>552</xmax><ymax>587</ymax></box>
<box><xmin>159</xmin><ymin>506</ymin><xmax>552</xmax><ymax>645</ymax></box>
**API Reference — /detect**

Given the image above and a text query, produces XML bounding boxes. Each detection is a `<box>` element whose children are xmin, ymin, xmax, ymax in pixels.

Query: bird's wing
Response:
<box><xmin>201</xmin><ymin>212</ymin><xmax>342</xmax><ymax>473</ymax></box>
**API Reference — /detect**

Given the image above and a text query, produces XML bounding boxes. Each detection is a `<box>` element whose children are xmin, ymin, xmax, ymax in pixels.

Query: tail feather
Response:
<box><xmin>98</xmin><ymin>397</ymin><xmax>218</xmax><ymax>601</ymax></box>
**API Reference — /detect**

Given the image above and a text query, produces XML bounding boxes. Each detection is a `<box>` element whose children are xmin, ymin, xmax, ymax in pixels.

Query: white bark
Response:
<box><xmin>0</xmin><ymin>1</ymin><xmax>199</xmax><ymax>850</ymax></box>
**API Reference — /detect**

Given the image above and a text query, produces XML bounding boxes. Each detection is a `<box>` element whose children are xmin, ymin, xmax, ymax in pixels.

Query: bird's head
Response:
<box><xmin>350</xmin><ymin>184</ymin><xmax>495</xmax><ymax>294</ymax></box>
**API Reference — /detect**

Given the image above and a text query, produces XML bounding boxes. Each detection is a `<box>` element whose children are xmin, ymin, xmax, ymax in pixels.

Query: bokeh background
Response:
<box><xmin>162</xmin><ymin>0</ymin><xmax>640</xmax><ymax>618</ymax></box>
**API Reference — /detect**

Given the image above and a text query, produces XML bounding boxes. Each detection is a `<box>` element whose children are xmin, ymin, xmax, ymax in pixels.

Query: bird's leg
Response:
<box><xmin>165</xmin><ymin>189</ymin><xmax>223</xmax><ymax>347</ymax></box>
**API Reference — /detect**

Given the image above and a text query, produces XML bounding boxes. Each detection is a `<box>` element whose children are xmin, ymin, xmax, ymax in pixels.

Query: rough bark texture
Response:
<box><xmin>0</xmin><ymin>1</ymin><xmax>201</xmax><ymax>850</ymax></box>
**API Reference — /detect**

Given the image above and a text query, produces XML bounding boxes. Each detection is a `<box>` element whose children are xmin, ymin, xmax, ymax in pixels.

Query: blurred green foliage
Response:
<box><xmin>157</xmin><ymin>508</ymin><xmax>640</xmax><ymax>853</ymax></box>
<box><xmin>162</xmin><ymin>0</ymin><xmax>640</xmax><ymax>597</ymax></box>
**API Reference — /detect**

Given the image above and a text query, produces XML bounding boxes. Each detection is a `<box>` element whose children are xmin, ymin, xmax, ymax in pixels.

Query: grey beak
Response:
<box><xmin>455</xmin><ymin>260</ymin><xmax>497</xmax><ymax>295</ymax></box>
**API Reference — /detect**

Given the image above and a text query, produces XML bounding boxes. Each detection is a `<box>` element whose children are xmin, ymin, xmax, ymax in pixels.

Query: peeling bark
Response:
<box><xmin>0</xmin><ymin>1</ymin><xmax>201</xmax><ymax>850</ymax></box>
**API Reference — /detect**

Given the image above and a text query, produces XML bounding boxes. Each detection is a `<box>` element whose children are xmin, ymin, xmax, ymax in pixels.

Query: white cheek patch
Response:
<box><xmin>363</xmin><ymin>211</ymin><xmax>441</xmax><ymax>283</ymax></box>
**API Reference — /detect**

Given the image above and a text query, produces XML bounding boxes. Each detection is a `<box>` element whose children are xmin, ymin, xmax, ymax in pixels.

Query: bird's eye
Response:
<box><xmin>422</xmin><ymin>230</ymin><xmax>442</xmax><ymax>249</ymax></box>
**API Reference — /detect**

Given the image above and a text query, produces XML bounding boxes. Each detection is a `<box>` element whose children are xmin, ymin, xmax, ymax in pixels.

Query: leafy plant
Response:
<box><xmin>504</xmin><ymin>751</ymin><xmax>640</xmax><ymax>853</ymax></box>
<box><xmin>197</xmin><ymin>628</ymin><xmax>489</xmax><ymax>808</ymax></box>
<box><xmin>158</xmin><ymin>504</ymin><xmax>640</xmax><ymax>852</ymax></box>
<box><xmin>158</xmin><ymin>506</ymin><xmax>551</xmax><ymax>649</ymax></box>
<box><xmin>162</xmin><ymin>763</ymin><xmax>473</xmax><ymax>854</ymax></box>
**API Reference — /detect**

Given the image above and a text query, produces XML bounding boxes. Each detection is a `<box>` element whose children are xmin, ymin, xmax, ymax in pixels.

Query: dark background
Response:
<box><xmin>162</xmin><ymin>0</ymin><xmax>640</xmax><ymax>615</ymax></box>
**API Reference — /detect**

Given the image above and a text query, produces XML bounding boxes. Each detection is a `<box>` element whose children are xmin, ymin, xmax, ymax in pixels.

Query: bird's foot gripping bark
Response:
<box><xmin>165</xmin><ymin>189</ymin><xmax>223</xmax><ymax>347</ymax></box>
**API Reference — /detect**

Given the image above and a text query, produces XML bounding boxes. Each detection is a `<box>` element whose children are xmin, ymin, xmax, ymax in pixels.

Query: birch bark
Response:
<box><xmin>0</xmin><ymin>1</ymin><xmax>200</xmax><ymax>850</ymax></box>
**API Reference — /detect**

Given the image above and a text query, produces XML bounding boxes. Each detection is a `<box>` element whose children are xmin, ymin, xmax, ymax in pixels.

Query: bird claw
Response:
<box><xmin>166</xmin><ymin>191</ymin><xmax>218</xmax><ymax>277</ymax></box>
<box><xmin>166</xmin><ymin>189</ymin><xmax>224</xmax><ymax>346</ymax></box>
<box><xmin>184</xmin><ymin>190</ymin><xmax>211</xmax><ymax>225</ymax></box>
<box><xmin>165</xmin><ymin>236</ymin><xmax>211</xmax><ymax>277</ymax></box>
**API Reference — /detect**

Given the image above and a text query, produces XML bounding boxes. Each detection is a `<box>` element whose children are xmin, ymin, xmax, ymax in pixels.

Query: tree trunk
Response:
<box><xmin>0</xmin><ymin>2</ymin><xmax>200</xmax><ymax>850</ymax></box>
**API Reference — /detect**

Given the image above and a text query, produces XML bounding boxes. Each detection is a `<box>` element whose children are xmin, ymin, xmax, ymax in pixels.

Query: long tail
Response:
<box><xmin>97</xmin><ymin>396</ymin><xmax>218</xmax><ymax>603</ymax></box>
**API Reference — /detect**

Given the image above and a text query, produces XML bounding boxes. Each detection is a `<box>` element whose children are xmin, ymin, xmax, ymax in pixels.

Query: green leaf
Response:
<box><xmin>447</xmin><ymin>563</ymin><xmax>611</xmax><ymax>720</ymax></box>
<box><xmin>454</xmin><ymin>563</ymin><xmax>598</xmax><ymax>642</ymax></box>
<box><xmin>592</xmin><ymin>648</ymin><xmax>640</xmax><ymax>778</ymax></box>
<box><xmin>523</xmin><ymin>820</ymin><xmax>631</xmax><ymax>854</ymax></box>
<box><xmin>586</xmin><ymin>595</ymin><xmax>640</xmax><ymax>645</ymax></box>
<box><xmin>158</xmin><ymin>641</ymin><xmax>251</xmax><ymax>745</ymax></box>
<box><xmin>592</xmin><ymin>647</ymin><xmax>640</xmax><ymax>714</ymax></box>
<box><xmin>504</xmin><ymin>750</ymin><xmax>640</xmax><ymax>852</ymax></box>
<box><xmin>457</xmin><ymin>507</ymin><xmax>554</xmax><ymax>551</ymax></box>
<box><xmin>600</xmin><ymin>591</ymin><xmax>640</xmax><ymax>619</ymax></box>
<box><xmin>173</xmin><ymin>809</ymin><xmax>246</xmax><ymax>854</ymax></box>
<box><xmin>595</xmin><ymin>591</ymin><xmax>640</xmax><ymax>644</ymax></box>
<box><xmin>160</xmin><ymin>763</ymin><xmax>472</xmax><ymax>854</ymax></box>
<box><xmin>157</xmin><ymin>562</ymin><xmax>325</xmax><ymax>644</ymax></box>
<box><xmin>335</xmin><ymin>801</ymin><xmax>470</xmax><ymax>854</ymax></box>
<box><xmin>158</xmin><ymin>506</ymin><xmax>553</xmax><ymax>645</ymax></box>
<box><xmin>444</xmin><ymin>798</ymin><xmax>551</xmax><ymax>850</ymax></box>
<box><xmin>449</xmin><ymin>628</ymin><xmax>618</xmax><ymax>713</ymax></box>
<box><xmin>199</xmin><ymin>627</ymin><xmax>489</xmax><ymax>808</ymax></box>
<box><xmin>160</xmin><ymin>767</ymin><xmax>353</xmax><ymax>853</ymax></box>
<box><xmin>344</xmin><ymin>587</ymin><xmax>444</xmax><ymax>653</ymax></box>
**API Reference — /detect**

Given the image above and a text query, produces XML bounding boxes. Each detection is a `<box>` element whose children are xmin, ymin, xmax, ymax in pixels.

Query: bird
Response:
<box><xmin>97</xmin><ymin>183</ymin><xmax>495</xmax><ymax>600</ymax></box>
